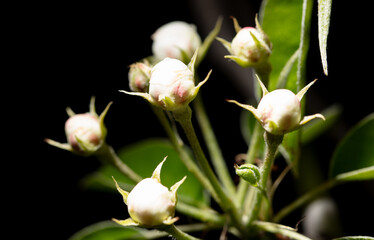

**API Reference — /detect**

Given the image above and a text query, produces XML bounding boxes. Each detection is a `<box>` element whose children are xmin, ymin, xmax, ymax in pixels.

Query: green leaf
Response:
<box><xmin>318</xmin><ymin>0</ymin><xmax>332</xmax><ymax>75</ymax></box>
<box><xmin>68</xmin><ymin>220</ymin><xmax>164</xmax><ymax>240</ymax></box>
<box><xmin>335</xmin><ymin>166</ymin><xmax>374</xmax><ymax>182</ymax></box>
<box><xmin>333</xmin><ymin>237</ymin><xmax>374</xmax><ymax>240</ymax></box>
<box><xmin>260</xmin><ymin>0</ymin><xmax>313</xmax><ymax>93</ymax></box>
<box><xmin>330</xmin><ymin>114</ymin><xmax>374</xmax><ymax>179</ymax></box>
<box><xmin>83</xmin><ymin>138</ymin><xmax>208</xmax><ymax>207</ymax></box>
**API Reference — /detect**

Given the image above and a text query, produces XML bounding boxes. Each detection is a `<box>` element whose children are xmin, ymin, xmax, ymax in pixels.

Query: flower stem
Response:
<box><xmin>193</xmin><ymin>94</ymin><xmax>236</xmax><ymax>196</ymax></box>
<box><xmin>151</xmin><ymin>105</ymin><xmax>217</xmax><ymax>201</ymax></box>
<box><xmin>96</xmin><ymin>143</ymin><xmax>143</xmax><ymax>183</ymax></box>
<box><xmin>158</xmin><ymin>224</ymin><xmax>202</xmax><ymax>240</ymax></box>
<box><xmin>253</xmin><ymin>221</ymin><xmax>312</xmax><ymax>240</ymax></box>
<box><xmin>246</xmin><ymin>132</ymin><xmax>283</xmax><ymax>227</ymax></box>
<box><xmin>236</xmin><ymin>122</ymin><xmax>264</xmax><ymax>206</ymax></box>
<box><xmin>173</xmin><ymin>106</ymin><xmax>244</xmax><ymax>232</ymax></box>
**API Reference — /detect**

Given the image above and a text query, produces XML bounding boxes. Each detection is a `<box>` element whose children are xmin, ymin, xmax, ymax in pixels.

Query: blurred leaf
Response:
<box><xmin>301</xmin><ymin>104</ymin><xmax>342</xmax><ymax>143</ymax></box>
<box><xmin>276</xmin><ymin>49</ymin><xmax>300</xmax><ymax>89</ymax></box>
<box><xmin>69</xmin><ymin>220</ymin><xmax>164</xmax><ymax>240</ymax></box>
<box><xmin>318</xmin><ymin>0</ymin><xmax>332</xmax><ymax>75</ymax></box>
<box><xmin>83</xmin><ymin>138</ymin><xmax>208</xmax><ymax>206</ymax></box>
<box><xmin>330</xmin><ymin>114</ymin><xmax>374</xmax><ymax>179</ymax></box>
<box><xmin>335</xmin><ymin>166</ymin><xmax>374</xmax><ymax>182</ymax></box>
<box><xmin>333</xmin><ymin>237</ymin><xmax>374</xmax><ymax>240</ymax></box>
<box><xmin>260</xmin><ymin>0</ymin><xmax>313</xmax><ymax>93</ymax></box>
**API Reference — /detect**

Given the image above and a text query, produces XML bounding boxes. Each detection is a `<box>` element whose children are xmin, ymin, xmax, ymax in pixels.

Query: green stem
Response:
<box><xmin>246</xmin><ymin>132</ymin><xmax>283</xmax><ymax>227</ymax></box>
<box><xmin>96</xmin><ymin>143</ymin><xmax>143</xmax><ymax>183</ymax></box>
<box><xmin>253</xmin><ymin>221</ymin><xmax>311</xmax><ymax>240</ymax></box>
<box><xmin>159</xmin><ymin>224</ymin><xmax>202</xmax><ymax>240</ymax></box>
<box><xmin>193</xmin><ymin>94</ymin><xmax>236</xmax><ymax>196</ymax></box>
<box><xmin>151</xmin><ymin>105</ymin><xmax>217</xmax><ymax>201</ymax></box>
<box><xmin>236</xmin><ymin>123</ymin><xmax>264</xmax><ymax>206</ymax></box>
<box><xmin>176</xmin><ymin>202</ymin><xmax>225</xmax><ymax>225</ymax></box>
<box><xmin>173</xmin><ymin>106</ymin><xmax>244</xmax><ymax>232</ymax></box>
<box><xmin>273</xmin><ymin>178</ymin><xmax>338</xmax><ymax>222</ymax></box>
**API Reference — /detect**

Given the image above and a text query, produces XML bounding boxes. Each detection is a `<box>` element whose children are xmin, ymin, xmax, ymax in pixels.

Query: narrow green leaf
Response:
<box><xmin>333</xmin><ymin>236</ymin><xmax>374</xmax><ymax>240</ymax></box>
<box><xmin>318</xmin><ymin>0</ymin><xmax>332</xmax><ymax>75</ymax></box>
<box><xmin>330</xmin><ymin>114</ymin><xmax>374</xmax><ymax>179</ymax></box>
<box><xmin>335</xmin><ymin>166</ymin><xmax>374</xmax><ymax>182</ymax></box>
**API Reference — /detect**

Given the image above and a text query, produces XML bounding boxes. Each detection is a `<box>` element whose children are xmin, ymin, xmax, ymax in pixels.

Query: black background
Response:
<box><xmin>10</xmin><ymin>0</ymin><xmax>373</xmax><ymax>239</ymax></box>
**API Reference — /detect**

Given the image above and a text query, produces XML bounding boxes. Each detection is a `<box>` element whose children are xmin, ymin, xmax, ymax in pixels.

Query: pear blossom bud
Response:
<box><xmin>217</xmin><ymin>17</ymin><xmax>272</xmax><ymax>68</ymax></box>
<box><xmin>230</xmin><ymin>27</ymin><xmax>271</xmax><ymax>67</ymax></box>
<box><xmin>65</xmin><ymin>113</ymin><xmax>104</xmax><ymax>154</ymax></box>
<box><xmin>45</xmin><ymin>98</ymin><xmax>111</xmax><ymax>156</ymax></box>
<box><xmin>257</xmin><ymin>89</ymin><xmax>301</xmax><ymax>135</ymax></box>
<box><xmin>112</xmin><ymin>158</ymin><xmax>186</xmax><ymax>227</ymax></box>
<box><xmin>120</xmin><ymin>52</ymin><xmax>210</xmax><ymax>111</ymax></box>
<box><xmin>126</xmin><ymin>178</ymin><xmax>176</xmax><ymax>226</ymax></box>
<box><xmin>228</xmin><ymin>78</ymin><xmax>325</xmax><ymax>135</ymax></box>
<box><xmin>128</xmin><ymin>61</ymin><xmax>152</xmax><ymax>93</ymax></box>
<box><xmin>152</xmin><ymin>21</ymin><xmax>201</xmax><ymax>62</ymax></box>
<box><xmin>149</xmin><ymin>58</ymin><xmax>195</xmax><ymax>111</ymax></box>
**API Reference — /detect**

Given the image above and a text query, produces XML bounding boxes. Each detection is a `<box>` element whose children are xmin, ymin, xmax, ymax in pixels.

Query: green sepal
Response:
<box><xmin>224</xmin><ymin>55</ymin><xmax>251</xmax><ymax>68</ymax></box>
<box><xmin>112</xmin><ymin>176</ymin><xmax>129</xmax><ymax>205</ymax></box>
<box><xmin>216</xmin><ymin>37</ymin><xmax>232</xmax><ymax>53</ymax></box>
<box><xmin>112</xmin><ymin>218</ymin><xmax>139</xmax><ymax>227</ymax></box>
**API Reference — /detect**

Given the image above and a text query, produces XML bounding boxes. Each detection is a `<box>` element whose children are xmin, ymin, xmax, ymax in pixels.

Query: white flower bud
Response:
<box><xmin>112</xmin><ymin>158</ymin><xmax>186</xmax><ymax>227</ymax></box>
<box><xmin>228</xmin><ymin>78</ymin><xmax>325</xmax><ymax>135</ymax></box>
<box><xmin>127</xmin><ymin>178</ymin><xmax>176</xmax><ymax>226</ymax></box>
<box><xmin>257</xmin><ymin>89</ymin><xmax>301</xmax><ymax>135</ymax></box>
<box><xmin>217</xmin><ymin>17</ymin><xmax>272</xmax><ymax>68</ymax></box>
<box><xmin>149</xmin><ymin>58</ymin><xmax>195</xmax><ymax>111</ymax></box>
<box><xmin>231</xmin><ymin>27</ymin><xmax>271</xmax><ymax>66</ymax></box>
<box><xmin>120</xmin><ymin>53</ymin><xmax>210</xmax><ymax>111</ymax></box>
<box><xmin>65</xmin><ymin>113</ymin><xmax>104</xmax><ymax>154</ymax></box>
<box><xmin>152</xmin><ymin>21</ymin><xmax>201</xmax><ymax>62</ymax></box>
<box><xmin>45</xmin><ymin>98</ymin><xmax>111</xmax><ymax>155</ymax></box>
<box><xmin>128</xmin><ymin>61</ymin><xmax>152</xmax><ymax>93</ymax></box>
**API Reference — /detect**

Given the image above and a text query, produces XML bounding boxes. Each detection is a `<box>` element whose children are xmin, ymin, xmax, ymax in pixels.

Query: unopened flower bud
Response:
<box><xmin>121</xmin><ymin>53</ymin><xmax>211</xmax><ymax>112</ymax></box>
<box><xmin>65</xmin><ymin>113</ymin><xmax>103</xmax><ymax>154</ymax></box>
<box><xmin>128</xmin><ymin>61</ymin><xmax>152</xmax><ymax>93</ymax></box>
<box><xmin>217</xmin><ymin>17</ymin><xmax>271</xmax><ymax>68</ymax></box>
<box><xmin>228</xmin><ymin>78</ymin><xmax>325</xmax><ymax>135</ymax></box>
<box><xmin>113</xmin><ymin>157</ymin><xmax>186</xmax><ymax>227</ymax></box>
<box><xmin>257</xmin><ymin>89</ymin><xmax>301</xmax><ymax>135</ymax></box>
<box><xmin>149</xmin><ymin>58</ymin><xmax>195</xmax><ymax>110</ymax></box>
<box><xmin>45</xmin><ymin>97</ymin><xmax>111</xmax><ymax>156</ymax></box>
<box><xmin>235</xmin><ymin>163</ymin><xmax>260</xmax><ymax>187</ymax></box>
<box><xmin>152</xmin><ymin>21</ymin><xmax>201</xmax><ymax>63</ymax></box>
<box><xmin>230</xmin><ymin>27</ymin><xmax>271</xmax><ymax>67</ymax></box>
